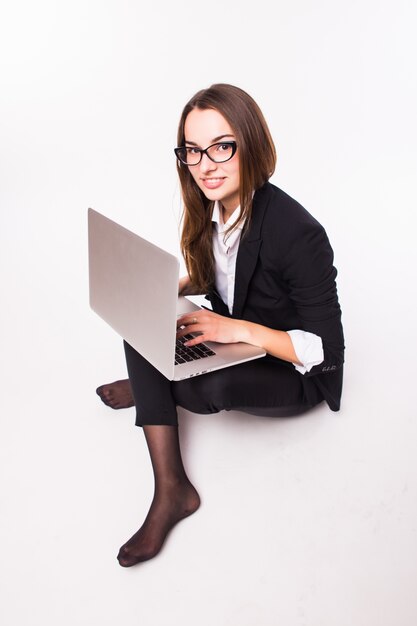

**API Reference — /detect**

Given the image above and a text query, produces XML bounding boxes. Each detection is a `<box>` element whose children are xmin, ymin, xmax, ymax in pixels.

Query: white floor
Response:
<box><xmin>1</xmin><ymin>2</ymin><xmax>416</xmax><ymax>624</ymax></box>
<box><xmin>1</xmin><ymin>295</ymin><xmax>417</xmax><ymax>625</ymax></box>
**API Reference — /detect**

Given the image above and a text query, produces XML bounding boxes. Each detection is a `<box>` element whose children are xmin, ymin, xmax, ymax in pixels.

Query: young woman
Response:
<box><xmin>96</xmin><ymin>84</ymin><xmax>345</xmax><ymax>567</ymax></box>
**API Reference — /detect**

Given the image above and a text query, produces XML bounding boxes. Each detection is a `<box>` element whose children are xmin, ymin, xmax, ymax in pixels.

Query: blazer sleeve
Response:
<box><xmin>279</xmin><ymin>218</ymin><xmax>345</xmax><ymax>377</ymax></box>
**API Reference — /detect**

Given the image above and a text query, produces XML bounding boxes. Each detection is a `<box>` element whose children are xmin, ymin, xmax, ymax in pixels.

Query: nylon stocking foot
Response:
<box><xmin>96</xmin><ymin>379</ymin><xmax>134</xmax><ymax>409</ymax></box>
<box><xmin>117</xmin><ymin>480</ymin><xmax>200</xmax><ymax>566</ymax></box>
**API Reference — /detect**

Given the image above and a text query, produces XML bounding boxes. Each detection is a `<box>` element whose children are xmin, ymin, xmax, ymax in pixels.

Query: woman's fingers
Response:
<box><xmin>177</xmin><ymin>310</ymin><xmax>211</xmax><ymax>329</ymax></box>
<box><xmin>176</xmin><ymin>312</ymin><xmax>213</xmax><ymax>344</ymax></box>
<box><xmin>176</xmin><ymin>310</ymin><xmax>244</xmax><ymax>345</ymax></box>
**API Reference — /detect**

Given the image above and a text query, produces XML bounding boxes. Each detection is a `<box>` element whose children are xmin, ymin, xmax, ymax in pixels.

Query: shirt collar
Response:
<box><xmin>212</xmin><ymin>201</ymin><xmax>244</xmax><ymax>232</ymax></box>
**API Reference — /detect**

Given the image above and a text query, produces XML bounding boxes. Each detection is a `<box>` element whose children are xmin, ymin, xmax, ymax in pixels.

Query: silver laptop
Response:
<box><xmin>88</xmin><ymin>208</ymin><xmax>266</xmax><ymax>381</ymax></box>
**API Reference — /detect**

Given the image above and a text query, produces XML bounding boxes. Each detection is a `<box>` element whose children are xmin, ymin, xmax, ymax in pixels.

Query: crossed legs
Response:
<box><xmin>97</xmin><ymin>343</ymin><xmax>321</xmax><ymax>567</ymax></box>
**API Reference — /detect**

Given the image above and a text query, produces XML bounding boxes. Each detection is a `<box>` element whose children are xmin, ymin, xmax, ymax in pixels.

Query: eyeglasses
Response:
<box><xmin>174</xmin><ymin>141</ymin><xmax>237</xmax><ymax>166</ymax></box>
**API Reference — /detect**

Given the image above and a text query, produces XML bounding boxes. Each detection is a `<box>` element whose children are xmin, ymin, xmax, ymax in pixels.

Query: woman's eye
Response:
<box><xmin>186</xmin><ymin>147</ymin><xmax>200</xmax><ymax>155</ymax></box>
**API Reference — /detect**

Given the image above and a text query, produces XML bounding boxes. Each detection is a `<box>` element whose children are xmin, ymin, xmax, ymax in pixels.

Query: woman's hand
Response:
<box><xmin>176</xmin><ymin>310</ymin><xmax>248</xmax><ymax>346</ymax></box>
<box><xmin>176</xmin><ymin>309</ymin><xmax>302</xmax><ymax>364</ymax></box>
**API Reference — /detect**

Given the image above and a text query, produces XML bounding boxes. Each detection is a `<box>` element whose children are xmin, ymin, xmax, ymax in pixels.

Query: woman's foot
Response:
<box><xmin>117</xmin><ymin>480</ymin><xmax>201</xmax><ymax>567</ymax></box>
<box><xmin>96</xmin><ymin>379</ymin><xmax>134</xmax><ymax>409</ymax></box>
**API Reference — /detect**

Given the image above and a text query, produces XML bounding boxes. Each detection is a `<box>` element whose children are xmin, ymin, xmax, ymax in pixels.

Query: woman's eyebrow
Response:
<box><xmin>184</xmin><ymin>133</ymin><xmax>235</xmax><ymax>146</ymax></box>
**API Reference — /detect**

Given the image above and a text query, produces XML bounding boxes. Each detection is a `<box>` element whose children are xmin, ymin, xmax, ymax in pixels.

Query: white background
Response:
<box><xmin>1</xmin><ymin>1</ymin><xmax>416</xmax><ymax>624</ymax></box>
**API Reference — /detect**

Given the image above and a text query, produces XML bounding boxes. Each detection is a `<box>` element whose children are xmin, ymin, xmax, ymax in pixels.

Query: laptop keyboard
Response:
<box><xmin>175</xmin><ymin>334</ymin><xmax>216</xmax><ymax>365</ymax></box>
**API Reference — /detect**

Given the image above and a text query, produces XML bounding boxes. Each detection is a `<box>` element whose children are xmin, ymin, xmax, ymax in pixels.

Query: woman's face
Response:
<box><xmin>183</xmin><ymin>108</ymin><xmax>240</xmax><ymax>215</ymax></box>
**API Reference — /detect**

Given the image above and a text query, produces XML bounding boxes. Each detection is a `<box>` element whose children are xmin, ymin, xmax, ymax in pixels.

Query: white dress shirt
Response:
<box><xmin>212</xmin><ymin>201</ymin><xmax>324</xmax><ymax>374</ymax></box>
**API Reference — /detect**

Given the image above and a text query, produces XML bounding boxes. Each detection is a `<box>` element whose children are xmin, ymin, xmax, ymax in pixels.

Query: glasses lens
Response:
<box><xmin>176</xmin><ymin>147</ymin><xmax>201</xmax><ymax>165</ymax></box>
<box><xmin>207</xmin><ymin>142</ymin><xmax>235</xmax><ymax>163</ymax></box>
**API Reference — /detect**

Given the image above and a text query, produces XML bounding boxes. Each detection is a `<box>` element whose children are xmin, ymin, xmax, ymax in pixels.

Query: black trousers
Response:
<box><xmin>124</xmin><ymin>341</ymin><xmax>324</xmax><ymax>427</ymax></box>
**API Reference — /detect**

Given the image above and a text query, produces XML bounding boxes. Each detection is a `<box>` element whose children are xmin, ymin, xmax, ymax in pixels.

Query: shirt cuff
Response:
<box><xmin>287</xmin><ymin>329</ymin><xmax>324</xmax><ymax>375</ymax></box>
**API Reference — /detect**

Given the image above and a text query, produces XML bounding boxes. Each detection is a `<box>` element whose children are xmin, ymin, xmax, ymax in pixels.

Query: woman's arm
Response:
<box><xmin>243</xmin><ymin>320</ymin><xmax>302</xmax><ymax>364</ymax></box>
<box><xmin>178</xmin><ymin>275</ymin><xmax>206</xmax><ymax>297</ymax></box>
<box><xmin>178</xmin><ymin>198</ymin><xmax>344</xmax><ymax>376</ymax></box>
<box><xmin>176</xmin><ymin>310</ymin><xmax>302</xmax><ymax>365</ymax></box>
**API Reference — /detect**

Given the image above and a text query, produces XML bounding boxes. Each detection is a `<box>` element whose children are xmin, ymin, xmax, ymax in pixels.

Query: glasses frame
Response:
<box><xmin>174</xmin><ymin>141</ymin><xmax>237</xmax><ymax>166</ymax></box>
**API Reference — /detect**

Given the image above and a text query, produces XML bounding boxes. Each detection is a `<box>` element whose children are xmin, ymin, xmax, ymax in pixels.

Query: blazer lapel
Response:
<box><xmin>232</xmin><ymin>184</ymin><xmax>269</xmax><ymax>318</ymax></box>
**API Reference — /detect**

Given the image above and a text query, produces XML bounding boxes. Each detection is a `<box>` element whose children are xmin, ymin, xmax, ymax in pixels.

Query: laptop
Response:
<box><xmin>88</xmin><ymin>208</ymin><xmax>266</xmax><ymax>381</ymax></box>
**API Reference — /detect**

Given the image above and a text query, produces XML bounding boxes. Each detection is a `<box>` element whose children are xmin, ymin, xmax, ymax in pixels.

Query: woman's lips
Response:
<box><xmin>202</xmin><ymin>177</ymin><xmax>225</xmax><ymax>190</ymax></box>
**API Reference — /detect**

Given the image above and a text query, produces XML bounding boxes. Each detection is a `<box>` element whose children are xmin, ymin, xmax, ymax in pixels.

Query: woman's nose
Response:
<box><xmin>199</xmin><ymin>152</ymin><xmax>217</xmax><ymax>173</ymax></box>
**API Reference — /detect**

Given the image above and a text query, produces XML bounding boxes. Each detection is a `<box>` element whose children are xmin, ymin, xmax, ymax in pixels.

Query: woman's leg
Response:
<box><xmin>95</xmin><ymin>356</ymin><xmax>319</xmax><ymax>415</ymax></box>
<box><xmin>114</xmin><ymin>342</ymin><xmax>322</xmax><ymax>566</ymax></box>
<box><xmin>173</xmin><ymin>357</ymin><xmax>323</xmax><ymax>417</ymax></box>
<box><xmin>117</xmin><ymin>425</ymin><xmax>200</xmax><ymax>567</ymax></box>
<box><xmin>116</xmin><ymin>342</ymin><xmax>200</xmax><ymax>566</ymax></box>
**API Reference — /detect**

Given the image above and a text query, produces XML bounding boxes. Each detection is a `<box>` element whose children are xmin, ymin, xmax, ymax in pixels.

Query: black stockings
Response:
<box><xmin>117</xmin><ymin>425</ymin><xmax>200</xmax><ymax>567</ymax></box>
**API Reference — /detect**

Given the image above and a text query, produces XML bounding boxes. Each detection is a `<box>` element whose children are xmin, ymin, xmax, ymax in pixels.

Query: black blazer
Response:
<box><xmin>207</xmin><ymin>181</ymin><xmax>345</xmax><ymax>412</ymax></box>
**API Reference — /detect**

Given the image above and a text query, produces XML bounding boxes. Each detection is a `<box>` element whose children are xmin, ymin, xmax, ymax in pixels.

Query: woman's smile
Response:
<box><xmin>202</xmin><ymin>177</ymin><xmax>226</xmax><ymax>189</ymax></box>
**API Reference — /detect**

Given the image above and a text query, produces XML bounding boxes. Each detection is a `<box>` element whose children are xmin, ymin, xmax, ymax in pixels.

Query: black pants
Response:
<box><xmin>124</xmin><ymin>341</ymin><xmax>324</xmax><ymax>426</ymax></box>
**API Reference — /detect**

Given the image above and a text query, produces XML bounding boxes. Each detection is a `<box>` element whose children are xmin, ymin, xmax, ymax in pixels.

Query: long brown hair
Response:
<box><xmin>177</xmin><ymin>83</ymin><xmax>276</xmax><ymax>293</ymax></box>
